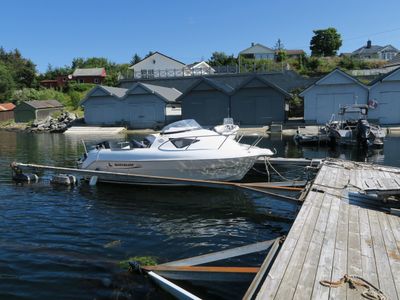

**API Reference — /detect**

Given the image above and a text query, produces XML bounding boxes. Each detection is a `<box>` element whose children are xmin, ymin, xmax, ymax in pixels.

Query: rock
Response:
<box><xmin>26</xmin><ymin>111</ymin><xmax>77</xmax><ymax>134</ymax></box>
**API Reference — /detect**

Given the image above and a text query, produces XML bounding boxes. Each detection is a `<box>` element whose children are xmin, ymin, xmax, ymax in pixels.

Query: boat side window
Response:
<box><xmin>170</xmin><ymin>138</ymin><xmax>199</xmax><ymax>149</ymax></box>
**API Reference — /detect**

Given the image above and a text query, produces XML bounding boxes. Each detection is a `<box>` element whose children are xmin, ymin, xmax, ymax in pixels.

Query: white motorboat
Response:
<box><xmin>78</xmin><ymin>119</ymin><xmax>273</xmax><ymax>181</ymax></box>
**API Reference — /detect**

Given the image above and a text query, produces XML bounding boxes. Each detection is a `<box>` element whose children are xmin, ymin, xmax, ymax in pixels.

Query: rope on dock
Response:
<box><xmin>320</xmin><ymin>274</ymin><xmax>387</xmax><ymax>300</ymax></box>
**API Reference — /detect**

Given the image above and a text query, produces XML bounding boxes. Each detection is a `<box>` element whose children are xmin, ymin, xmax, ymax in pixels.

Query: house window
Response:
<box><xmin>147</xmin><ymin>69</ymin><xmax>154</xmax><ymax>78</ymax></box>
<box><xmin>79</xmin><ymin>79</ymin><xmax>84</xmax><ymax>83</ymax></box>
<box><xmin>94</xmin><ymin>78</ymin><xmax>99</xmax><ymax>83</ymax></box>
<box><xmin>141</xmin><ymin>69</ymin><xmax>148</xmax><ymax>79</ymax></box>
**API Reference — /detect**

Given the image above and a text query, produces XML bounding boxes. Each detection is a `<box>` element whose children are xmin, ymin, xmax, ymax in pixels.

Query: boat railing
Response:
<box><xmin>236</xmin><ymin>133</ymin><xmax>265</xmax><ymax>149</ymax></box>
<box><xmin>157</xmin><ymin>133</ymin><xmax>236</xmax><ymax>151</ymax></box>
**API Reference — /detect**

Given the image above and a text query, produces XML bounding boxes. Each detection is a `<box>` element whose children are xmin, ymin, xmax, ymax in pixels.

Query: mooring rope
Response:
<box><xmin>264</xmin><ymin>157</ymin><xmax>303</xmax><ymax>182</ymax></box>
<box><xmin>320</xmin><ymin>274</ymin><xmax>387</xmax><ymax>300</ymax></box>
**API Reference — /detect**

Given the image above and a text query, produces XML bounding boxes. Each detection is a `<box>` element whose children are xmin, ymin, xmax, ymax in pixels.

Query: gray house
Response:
<box><xmin>124</xmin><ymin>82</ymin><xmax>182</xmax><ymax>128</ymax></box>
<box><xmin>176</xmin><ymin>75</ymin><xmax>292</xmax><ymax>126</ymax></box>
<box><xmin>231</xmin><ymin>75</ymin><xmax>291</xmax><ymax>125</ymax></box>
<box><xmin>300</xmin><ymin>69</ymin><xmax>369</xmax><ymax>124</ymax></box>
<box><xmin>352</xmin><ymin>40</ymin><xmax>399</xmax><ymax>61</ymax></box>
<box><xmin>14</xmin><ymin>100</ymin><xmax>64</xmax><ymax>123</ymax></box>
<box><xmin>176</xmin><ymin>77</ymin><xmax>233</xmax><ymax>125</ymax></box>
<box><xmin>81</xmin><ymin>84</ymin><xmax>181</xmax><ymax>129</ymax></box>
<box><xmin>81</xmin><ymin>86</ymin><xmax>127</xmax><ymax>125</ymax></box>
<box><xmin>119</xmin><ymin>71</ymin><xmax>313</xmax><ymax>125</ymax></box>
<box><xmin>368</xmin><ymin>67</ymin><xmax>400</xmax><ymax>124</ymax></box>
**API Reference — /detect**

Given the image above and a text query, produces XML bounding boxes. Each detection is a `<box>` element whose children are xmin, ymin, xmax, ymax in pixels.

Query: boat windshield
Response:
<box><xmin>161</xmin><ymin>119</ymin><xmax>202</xmax><ymax>134</ymax></box>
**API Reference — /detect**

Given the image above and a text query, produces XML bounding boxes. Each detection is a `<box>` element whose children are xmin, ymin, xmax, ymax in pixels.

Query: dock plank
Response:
<box><xmin>347</xmin><ymin>204</ymin><xmax>363</xmax><ymax>300</ymax></box>
<box><xmin>292</xmin><ymin>193</ymin><xmax>333</xmax><ymax>300</ymax></box>
<box><xmin>329</xmin><ymin>200</ymin><xmax>349</xmax><ymax>300</ymax></box>
<box><xmin>377</xmin><ymin>212</ymin><xmax>400</xmax><ymax>298</ymax></box>
<box><xmin>311</xmin><ymin>196</ymin><xmax>341</xmax><ymax>300</ymax></box>
<box><xmin>358</xmin><ymin>209</ymin><xmax>379</xmax><ymax>288</ymax></box>
<box><xmin>368</xmin><ymin>210</ymin><xmax>398</xmax><ymax>300</ymax></box>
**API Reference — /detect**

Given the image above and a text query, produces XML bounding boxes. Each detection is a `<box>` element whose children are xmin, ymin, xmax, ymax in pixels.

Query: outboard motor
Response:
<box><xmin>356</xmin><ymin>119</ymin><xmax>371</xmax><ymax>148</ymax></box>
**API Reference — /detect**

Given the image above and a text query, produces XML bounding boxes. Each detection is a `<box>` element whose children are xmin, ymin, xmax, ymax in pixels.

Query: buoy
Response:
<box><xmin>12</xmin><ymin>173</ymin><xmax>39</xmax><ymax>184</ymax></box>
<box><xmin>50</xmin><ymin>174</ymin><xmax>77</xmax><ymax>186</ymax></box>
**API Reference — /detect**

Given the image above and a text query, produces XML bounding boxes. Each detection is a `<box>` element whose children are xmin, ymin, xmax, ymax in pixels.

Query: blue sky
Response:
<box><xmin>1</xmin><ymin>0</ymin><xmax>400</xmax><ymax>72</ymax></box>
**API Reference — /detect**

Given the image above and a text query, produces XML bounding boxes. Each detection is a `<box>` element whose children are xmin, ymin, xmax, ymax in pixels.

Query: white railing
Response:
<box><xmin>119</xmin><ymin>64</ymin><xmax>284</xmax><ymax>80</ymax></box>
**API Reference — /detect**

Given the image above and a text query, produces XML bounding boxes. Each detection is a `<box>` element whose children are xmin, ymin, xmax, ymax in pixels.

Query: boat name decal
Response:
<box><xmin>108</xmin><ymin>162</ymin><xmax>142</xmax><ymax>168</ymax></box>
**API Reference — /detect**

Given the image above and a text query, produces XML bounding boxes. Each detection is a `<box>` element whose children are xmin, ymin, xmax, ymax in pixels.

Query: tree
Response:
<box><xmin>274</xmin><ymin>39</ymin><xmax>285</xmax><ymax>51</ymax></box>
<box><xmin>144</xmin><ymin>51</ymin><xmax>154</xmax><ymax>59</ymax></box>
<box><xmin>208</xmin><ymin>52</ymin><xmax>237</xmax><ymax>66</ymax></box>
<box><xmin>130</xmin><ymin>53</ymin><xmax>141</xmax><ymax>65</ymax></box>
<box><xmin>0</xmin><ymin>47</ymin><xmax>36</xmax><ymax>89</ymax></box>
<box><xmin>0</xmin><ymin>62</ymin><xmax>15</xmax><ymax>101</ymax></box>
<box><xmin>310</xmin><ymin>27</ymin><xmax>342</xmax><ymax>57</ymax></box>
<box><xmin>276</xmin><ymin>50</ymin><xmax>287</xmax><ymax>62</ymax></box>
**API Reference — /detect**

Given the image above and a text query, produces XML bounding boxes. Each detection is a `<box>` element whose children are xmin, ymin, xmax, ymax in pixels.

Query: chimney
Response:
<box><xmin>367</xmin><ymin>40</ymin><xmax>372</xmax><ymax>48</ymax></box>
<box><xmin>251</xmin><ymin>42</ymin><xmax>255</xmax><ymax>47</ymax></box>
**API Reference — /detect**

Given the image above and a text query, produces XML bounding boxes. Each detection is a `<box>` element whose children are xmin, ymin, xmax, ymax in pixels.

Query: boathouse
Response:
<box><xmin>0</xmin><ymin>102</ymin><xmax>16</xmax><ymax>122</ymax></box>
<box><xmin>175</xmin><ymin>75</ymin><xmax>292</xmax><ymax>126</ymax></box>
<box><xmin>176</xmin><ymin>77</ymin><xmax>233</xmax><ymax>125</ymax></box>
<box><xmin>14</xmin><ymin>100</ymin><xmax>64</xmax><ymax>123</ymax></box>
<box><xmin>231</xmin><ymin>75</ymin><xmax>291</xmax><ymax>125</ymax></box>
<box><xmin>81</xmin><ymin>84</ymin><xmax>181</xmax><ymax>129</ymax></box>
<box><xmin>368</xmin><ymin>67</ymin><xmax>400</xmax><ymax>124</ymax></box>
<box><xmin>300</xmin><ymin>68</ymin><xmax>369</xmax><ymax>124</ymax></box>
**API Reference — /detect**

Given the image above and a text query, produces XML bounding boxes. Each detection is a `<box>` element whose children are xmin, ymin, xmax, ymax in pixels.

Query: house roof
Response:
<box><xmin>369</xmin><ymin>66</ymin><xmax>400</xmax><ymax>86</ymax></box>
<box><xmin>23</xmin><ymin>100</ymin><xmax>64</xmax><ymax>109</ymax></box>
<box><xmin>100</xmin><ymin>86</ymin><xmax>128</xmax><ymax>98</ymax></box>
<box><xmin>175</xmin><ymin>74</ymin><xmax>294</xmax><ymax>102</ymax></box>
<box><xmin>284</xmin><ymin>50</ymin><xmax>305</xmax><ymax>55</ymax></box>
<box><xmin>0</xmin><ymin>103</ymin><xmax>16</xmax><ymax>111</ymax></box>
<box><xmin>239</xmin><ymin>43</ymin><xmax>275</xmax><ymax>55</ymax></box>
<box><xmin>175</xmin><ymin>77</ymin><xmax>235</xmax><ymax>101</ymax></box>
<box><xmin>352</xmin><ymin>43</ymin><xmax>399</xmax><ymax>56</ymax></box>
<box><xmin>40</xmin><ymin>79</ymin><xmax>58</xmax><ymax>83</ymax></box>
<box><xmin>72</xmin><ymin>68</ymin><xmax>106</xmax><ymax>77</ymax></box>
<box><xmin>121</xmin><ymin>71</ymin><xmax>314</xmax><ymax>95</ymax></box>
<box><xmin>80</xmin><ymin>85</ymin><xmax>128</xmax><ymax>105</ymax></box>
<box><xmin>235</xmin><ymin>75</ymin><xmax>292</xmax><ymax>98</ymax></box>
<box><xmin>299</xmin><ymin>68</ymin><xmax>368</xmax><ymax>96</ymax></box>
<box><xmin>186</xmin><ymin>61</ymin><xmax>214</xmax><ymax>70</ymax></box>
<box><xmin>129</xmin><ymin>52</ymin><xmax>185</xmax><ymax>69</ymax></box>
<box><xmin>130</xmin><ymin>82</ymin><xmax>182</xmax><ymax>103</ymax></box>
<box><xmin>386</xmin><ymin>53</ymin><xmax>400</xmax><ymax>67</ymax></box>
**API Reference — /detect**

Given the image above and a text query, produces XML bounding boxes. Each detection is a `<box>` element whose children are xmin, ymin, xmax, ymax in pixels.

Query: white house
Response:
<box><xmin>185</xmin><ymin>61</ymin><xmax>215</xmax><ymax>76</ymax></box>
<box><xmin>300</xmin><ymin>69</ymin><xmax>369</xmax><ymax>124</ymax></box>
<box><xmin>129</xmin><ymin>52</ymin><xmax>186</xmax><ymax>79</ymax></box>
<box><xmin>80</xmin><ymin>84</ymin><xmax>182</xmax><ymax>129</ymax></box>
<box><xmin>129</xmin><ymin>52</ymin><xmax>216</xmax><ymax>79</ymax></box>
<box><xmin>368</xmin><ymin>67</ymin><xmax>400</xmax><ymax>124</ymax></box>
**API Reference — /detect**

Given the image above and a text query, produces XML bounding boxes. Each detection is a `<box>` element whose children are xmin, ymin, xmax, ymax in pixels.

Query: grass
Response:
<box><xmin>118</xmin><ymin>256</ymin><xmax>158</xmax><ymax>269</ymax></box>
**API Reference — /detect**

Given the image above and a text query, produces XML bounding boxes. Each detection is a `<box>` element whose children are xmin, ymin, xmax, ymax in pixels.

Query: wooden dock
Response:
<box><xmin>252</xmin><ymin>159</ymin><xmax>400</xmax><ymax>300</ymax></box>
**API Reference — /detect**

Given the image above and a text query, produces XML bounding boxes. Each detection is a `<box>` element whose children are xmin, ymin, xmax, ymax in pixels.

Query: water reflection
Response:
<box><xmin>1</xmin><ymin>130</ymin><xmax>400</xmax><ymax>299</ymax></box>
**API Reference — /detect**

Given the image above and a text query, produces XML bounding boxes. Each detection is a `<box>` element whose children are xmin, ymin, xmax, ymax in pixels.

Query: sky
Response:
<box><xmin>1</xmin><ymin>0</ymin><xmax>400</xmax><ymax>72</ymax></box>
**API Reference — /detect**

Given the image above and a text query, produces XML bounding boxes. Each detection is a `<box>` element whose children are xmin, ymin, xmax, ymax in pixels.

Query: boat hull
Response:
<box><xmin>82</xmin><ymin>156</ymin><xmax>260</xmax><ymax>181</ymax></box>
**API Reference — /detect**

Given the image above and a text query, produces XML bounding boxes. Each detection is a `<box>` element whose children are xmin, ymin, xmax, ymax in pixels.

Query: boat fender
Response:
<box><xmin>89</xmin><ymin>176</ymin><xmax>98</xmax><ymax>186</ymax></box>
<box><xmin>50</xmin><ymin>174</ymin><xmax>77</xmax><ymax>186</ymax></box>
<box><xmin>13</xmin><ymin>173</ymin><xmax>39</xmax><ymax>184</ymax></box>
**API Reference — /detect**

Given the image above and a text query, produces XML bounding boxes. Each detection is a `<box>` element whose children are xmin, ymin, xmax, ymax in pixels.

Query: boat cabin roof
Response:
<box><xmin>161</xmin><ymin>119</ymin><xmax>202</xmax><ymax>134</ymax></box>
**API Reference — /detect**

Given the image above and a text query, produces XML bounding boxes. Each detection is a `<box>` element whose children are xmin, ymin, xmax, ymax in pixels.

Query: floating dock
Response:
<box><xmin>64</xmin><ymin>126</ymin><xmax>125</xmax><ymax>135</ymax></box>
<box><xmin>251</xmin><ymin>159</ymin><xmax>400</xmax><ymax>300</ymax></box>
